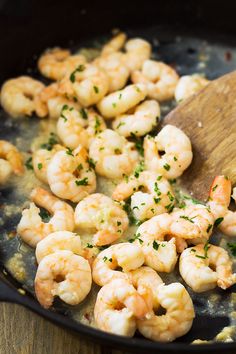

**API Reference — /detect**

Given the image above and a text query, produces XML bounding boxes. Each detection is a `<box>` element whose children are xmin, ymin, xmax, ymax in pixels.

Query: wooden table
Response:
<box><xmin>0</xmin><ymin>303</ymin><xmax>129</xmax><ymax>354</ymax></box>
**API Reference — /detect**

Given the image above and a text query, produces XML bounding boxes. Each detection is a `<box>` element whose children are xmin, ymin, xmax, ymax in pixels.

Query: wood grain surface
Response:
<box><xmin>164</xmin><ymin>70</ymin><xmax>236</xmax><ymax>201</ymax></box>
<box><xmin>0</xmin><ymin>303</ymin><xmax>129</xmax><ymax>354</ymax></box>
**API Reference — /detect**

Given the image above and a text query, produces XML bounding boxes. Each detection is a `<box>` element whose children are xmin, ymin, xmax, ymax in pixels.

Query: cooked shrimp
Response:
<box><xmin>0</xmin><ymin>76</ymin><xmax>45</xmax><ymax>118</ymax></box>
<box><xmin>127</xmin><ymin>266</ymin><xmax>163</xmax><ymax>311</ymax></box>
<box><xmin>170</xmin><ymin>203</ymin><xmax>215</xmax><ymax>244</ymax></box>
<box><xmin>58</xmin><ymin>63</ymin><xmax>109</xmax><ymax>107</ymax></box>
<box><xmin>144</xmin><ymin>125</ymin><xmax>193</xmax><ymax>179</ymax></box>
<box><xmin>112</xmin><ymin>172</ymin><xmax>175</xmax><ymax>221</ymax></box>
<box><xmin>89</xmin><ymin>129</ymin><xmax>139</xmax><ymax>179</ymax></box>
<box><xmin>35</xmin><ymin>231</ymin><xmax>82</xmax><ymax>263</ymax></box>
<box><xmin>17</xmin><ymin>187</ymin><xmax>75</xmax><ymax>247</ymax></box>
<box><xmin>134</xmin><ymin>214</ymin><xmax>178</xmax><ymax>272</ymax></box>
<box><xmin>175</xmin><ymin>74</ymin><xmax>209</xmax><ymax>102</ymax></box>
<box><xmin>97</xmin><ymin>84</ymin><xmax>147</xmax><ymax>119</ymax></box>
<box><xmin>94</xmin><ymin>278</ymin><xmax>149</xmax><ymax>336</ymax></box>
<box><xmin>35</xmin><ymin>250</ymin><xmax>92</xmax><ymax>308</ymax></box>
<box><xmin>123</xmin><ymin>38</ymin><xmax>152</xmax><ymax>72</ymax></box>
<box><xmin>38</xmin><ymin>48</ymin><xmax>87</xmax><ymax>81</ymax></box>
<box><xmin>74</xmin><ymin>193</ymin><xmax>129</xmax><ymax>246</ymax></box>
<box><xmin>0</xmin><ymin>140</ymin><xmax>24</xmax><ymax>183</ymax></box>
<box><xmin>208</xmin><ymin>175</ymin><xmax>236</xmax><ymax>236</ymax></box>
<box><xmin>32</xmin><ymin>144</ymin><xmax>65</xmax><ymax>184</ymax></box>
<box><xmin>131</xmin><ymin>60</ymin><xmax>179</xmax><ymax>101</ymax></box>
<box><xmin>47</xmin><ymin>145</ymin><xmax>96</xmax><ymax>203</ymax></box>
<box><xmin>101</xmin><ymin>32</ymin><xmax>127</xmax><ymax>56</ymax></box>
<box><xmin>92</xmin><ymin>243</ymin><xmax>144</xmax><ymax>286</ymax></box>
<box><xmin>57</xmin><ymin>107</ymin><xmax>106</xmax><ymax>150</ymax></box>
<box><xmin>94</xmin><ymin>52</ymin><xmax>130</xmax><ymax>92</ymax></box>
<box><xmin>112</xmin><ymin>100</ymin><xmax>160</xmax><ymax>137</ymax></box>
<box><xmin>35</xmin><ymin>82</ymin><xmax>81</xmax><ymax>119</ymax></box>
<box><xmin>137</xmin><ymin>283</ymin><xmax>195</xmax><ymax>342</ymax></box>
<box><xmin>179</xmin><ymin>244</ymin><xmax>236</xmax><ymax>292</ymax></box>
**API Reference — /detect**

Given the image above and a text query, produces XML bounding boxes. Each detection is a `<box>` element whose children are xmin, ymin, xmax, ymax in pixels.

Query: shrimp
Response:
<box><xmin>89</xmin><ymin>129</ymin><xmax>139</xmax><ymax>179</ymax></box>
<box><xmin>35</xmin><ymin>250</ymin><xmax>92</xmax><ymax>308</ymax></box>
<box><xmin>32</xmin><ymin>144</ymin><xmax>65</xmax><ymax>184</ymax></box>
<box><xmin>123</xmin><ymin>38</ymin><xmax>152</xmax><ymax>72</ymax></box>
<box><xmin>208</xmin><ymin>175</ymin><xmax>236</xmax><ymax>236</ymax></box>
<box><xmin>131</xmin><ymin>60</ymin><xmax>179</xmax><ymax>101</ymax></box>
<box><xmin>58</xmin><ymin>63</ymin><xmax>109</xmax><ymax>107</ymax></box>
<box><xmin>35</xmin><ymin>82</ymin><xmax>81</xmax><ymax>119</ymax></box>
<box><xmin>17</xmin><ymin>187</ymin><xmax>75</xmax><ymax>247</ymax></box>
<box><xmin>137</xmin><ymin>283</ymin><xmax>195</xmax><ymax>342</ymax></box>
<box><xmin>170</xmin><ymin>203</ymin><xmax>215</xmax><ymax>245</ymax></box>
<box><xmin>112</xmin><ymin>100</ymin><xmax>160</xmax><ymax>137</ymax></box>
<box><xmin>94</xmin><ymin>278</ymin><xmax>149</xmax><ymax>336</ymax></box>
<box><xmin>144</xmin><ymin>125</ymin><xmax>193</xmax><ymax>179</ymax></box>
<box><xmin>134</xmin><ymin>214</ymin><xmax>178</xmax><ymax>272</ymax></box>
<box><xmin>92</xmin><ymin>243</ymin><xmax>144</xmax><ymax>286</ymax></box>
<box><xmin>47</xmin><ymin>145</ymin><xmax>96</xmax><ymax>203</ymax></box>
<box><xmin>38</xmin><ymin>47</ymin><xmax>87</xmax><ymax>81</ymax></box>
<box><xmin>93</xmin><ymin>52</ymin><xmax>130</xmax><ymax>93</ymax></box>
<box><xmin>74</xmin><ymin>193</ymin><xmax>129</xmax><ymax>246</ymax></box>
<box><xmin>0</xmin><ymin>140</ymin><xmax>24</xmax><ymax>183</ymax></box>
<box><xmin>0</xmin><ymin>76</ymin><xmax>45</xmax><ymax>118</ymax></box>
<box><xmin>57</xmin><ymin>107</ymin><xmax>106</xmax><ymax>150</ymax></box>
<box><xmin>101</xmin><ymin>32</ymin><xmax>127</xmax><ymax>56</ymax></box>
<box><xmin>179</xmin><ymin>244</ymin><xmax>236</xmax><ymax>292</ymax></box>
<box><xmin>127</xmin><ymin>266</ymin><xmax>164</xmax><ymax>311</ymax></box>
<box><xmin>112</xmin><ymin>172</ymin><xmax>175</xmax><ymax>221</ymax></box>
<box><xmin>96</xmin><ymin>84</ymin><xmax>147</xmax><ymax>119</ymax></box>
<box><xmin>175</xmin><ymin>74</ymin><xmax>209</xmax><ymax>102</ymax></box>
<box><xmin>35</xmin><ymin>231</ymin><xmax>82</xmax><ymax>263</ymax></box>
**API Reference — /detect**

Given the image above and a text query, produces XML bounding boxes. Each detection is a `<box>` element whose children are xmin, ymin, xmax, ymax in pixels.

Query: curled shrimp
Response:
<box><xmin>58</xmin><ymin>63</ymin><xmax>109</xmax><ymax>107</ymax></box>
<box><xmin>35</xmin><ymin>82</ymin><xmax>81</xmax><ymax>119</ymax></box>
<box><xmin>137</xmin><ymin>283</ymin><xmax>195</xmax><ymax>342</ymax></box>
<box><xmin>208</xmin><ymin>175</ymin><xmax>236</xmax><ymax>236</ymax></box>
<box><xmin>123</xmin><ymin>38</ymin><xmax>152</xmax><ymax>72</ymax></box>
<box><xmin>17</xmin><ymin>187</ymin><xmax>75</xmax><ymax>247</ymax></box>
<box><xmin>38</xmin><ymin>47</ymin><xmax>87</xmax><ymax>81</ymax></box>
<box><xmin>92</xmin><ymin>243</ymin><xmax>144</xmax><ymax>286</ymax></box>
<box><xmin>134</xmin><ymin>214</ymin><xmax>178</xmax><ymax>272</ymax></box>
<box><xmin>47</xmin><ymin>145</ymin><xmax>96</xmax><ymax>203</ymax></box>
<box><xmin>35</xmin><ymin>250</ymin><xmax>92</xmax><ymax>308</ymax></box>
<box><xmin>0</xmin><ymin>140</ymin><xmax>24</xmax><ymax>183</ymax></box>
<box><xmin>57</xmin><ymin>107</ymin><xmax>106</xmax><ymax>150</ymax></box>
<box><xmin>179</xmin><ymin>244</ymin><xmax>236</xmax><ymax>292</ymax></box>
<box><xmin>35</xmin><ymin>231</ymin><xmax>82</xmax><ymax>263</ymax></box>
<box><xmin>89</xmin><ymin>129</ymin><xmax>139</xmax><ymax>179</ymax></box>
<box><xmin>94</xmin><ymin>278</ymin><xmax>149</xmax><ymax>336</ymax></box>
<box><xmin>112</xmin><ymin>172</ymin><xmax>175</xmax><ymax>222</ymax></box>
<box><xmin>131</xmin><ymin>60</ymin><xmax>179</xmax><ymax>101</ymax></box>
<box><xmin>97</xmin><ymin>84</ymin><xmax>147</xmax><ymax>119</ymax></box>
<box><xmin>144</xmin><ymin>124</ymin><xmax>193</xmax><ymax>179</ymax></box>
<box><xmin>74</xmin><ymin>193</ymin><xmax>129</xmax><ymax>246</ymax></box>
<box><xmin>101</xmin><ymin>32</ymin><xmax>127</xmax><ymax>56</ymax></box>
<box><xmin>170</xmin><ymin>203</ymin><xmax>215</xmax><ymax>245</ymax></box>
<box><xmin>127</xmin><ymin>266</ymin><xmax>164</xmax><ymax>312</ymax></box>
<box><xmin>94</xmin><ymin>52</ymin><xmax>130</xmax><ymax>93</ymax></box>
<box><xmin>0</xmin><ymin>76</ymin><xmax>45</xmax><ymax>118</ymax></box>
<box><xmin>112</xmin><ymin>100</ymin><xmax>160</xmax><ymax>137</ymax></box>
<box><xmin>32</xmin><ymin>144</ymin><xmax>65</xmax><ymax>184</ymax></box>
<box><xmin>175</xmin><ymin>74</ymin><xmax>209</xmax><ymax>102</ymax></box>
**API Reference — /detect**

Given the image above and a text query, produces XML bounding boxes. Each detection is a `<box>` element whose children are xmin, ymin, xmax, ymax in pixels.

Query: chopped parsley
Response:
<box><xmin>112</xmin><ymin>102</ymin><xmax>117</xmax><ymax>108</ymax></box>
<box><xmin>114</xmin><ymin>148</ymin><xmax>122</xmax><ymax>154</ymax></box>
<box><xmin>154</xmin><ymin>182</ymin><xmax>161</xmax><ymax>196</ymax></box>
<box><xmin>179</xmin><ymin>215</ymin><xmax>195</xmax><ymax>223</ymax></box>
<box><xmin>207</xmin><ymin>224</ymin><xmax>213</xmax><ymax>233</ymax></box>
<box><xmin>75</xmin><ymin>177</ymin><xmax>89</xmax><ymax>186</ymax></box>
<box><xmin>117</xmin><ymin>121</ymin><xmax>125</xmax><ymax>129</ymax></box>
<box><xmin>129</xmin><ymin>232</ymin><xmax>143</xmax><ymax>244</ymax></box>
<box><xmin>118</xmin><ymin>93</ymin><xmax>122</xmax><ymax>100</ymax></box>
<box><xmin>66</xmin><ymin>147</ymin><xmax>74</xmax><ymax>156</ymax></box>
<box><xmin>70</xmin><ymin>64</ymin><xmax>86</xmax><ymax>83</ymax></box>
<box><xmin>117</xmin><ymin>221</ymin><xmax>121</xmax><ymax>226</ymax></box>
<box><xmin>25</xmin><ymin>157</ymin><xmax>33</xmax><ymax>170</ymax></box>
<box><xmin>212</xmin><ymin>184</ymin><xmax>218</xmax><ymax>192</ymax></box>
<box><xmin>87</xmin><ymin>158</ymin><xmax>96</xmax><ymax>169</ymax></box>
<box><xmin>134</xmin><ymin>161</ymin><xmax>145</xmax><ymax>178</ymax></box>
<box><xmin>163</xmin><ymin>163</ymin><xmax>170</xmax><ymax>171</ymax></box>
<box><xmin>165</xmin><ymin>203</ymin><xmax>175</xmax><ymax>213</ymax></box>
<box><xmin>173</xmin><ymin>156</ymin><xmax>178</xmax><ymax>161</ymax></box>
<box><xmin>130</xmin><ymin>133</ymin><xmax>144</xmax><ymax>157</ymax></box>
<box><xmin>93</xmin><ymin>85</ymin><xmax>99</xmax><ymax>94</ymax></box>
<box><xmin>77</xmin><ymin>163</ymin><xmax>83</xmax><ymax>171</ymax></box>
<box><xmin>154</xmin><ymin>197</ymin><xmax>161</xmax><ymax>204</ymax></box>
<box><xmin>156</xmin><ymin>175</ymin><xmax>162</xmax><ymax>181</ymax></box>
<box><xmin>195</xmin><ymin>242</ymin><xmax>210</xmax><ymax>259</ymax></box>
<box><xmin>135</xmin><ymin>85</ymin><xmax>141</xmax><ymax>92</ymax></box>
<box><xmin>61</xmin><ymin>104</ymin><xmax>69</xmax><ymax>122</ymax></box>
<box><xmin>39</xmin><ymin>208</ymin><xmax>51</xmax><ymax>222</ymax></box>
<box><xmin>169</xmin><ymin>178</ymin><xmax>176</xmax><ymax>185</ymax></box>
<box><xmin>167</xmin><ymin>191</ymin><xmax>175</xmax><ymax>202</ymax></box>
<box><xmin>40</xmin><ymin>132</ymin><xmax>58</xmax><ymax>151</ymax></box>
<box><xmin>86</xmin><ymin>243</ymin><xmax>94</xmax><ymax>249</ymax></box>
<box><xmin>37</xmin><ymin>163</ymin><xmax>43</xmax><ymax>170</ymax></box>
<box><xmin>94</xmin><ymin>116</ymin><xmax>101</xmax><ymax>134</ymax></box>
<box><xmin>80</xmin><ymin>108</ymin><xmax>88</xmax><ymax>119</ymax></box>
<box><xmin>227</xmin><ymin>243</ymin><xmax>236</xmax><ymax>256</ymax></box>
<box><xmin>214</xmin><ymin>217</ymin><xmax>224</xmax><ymax>227</ymax></box>
<box><xmin>153</xmin><ymin>240</ymin><xmax>159</xmax><ymax>250</ymax></box>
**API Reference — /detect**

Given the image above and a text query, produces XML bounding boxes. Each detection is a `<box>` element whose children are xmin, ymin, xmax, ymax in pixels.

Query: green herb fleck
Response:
<box><xmin>25</xmin><ymin>157</ymin><xmax>33</xmax><ymax>170</ymax></box>
<box><xmin>75</xmin><ymin>177</ymin><xmax>89</xmax><ymax>186</ymax></box>
<box><xmin>179</xmin><ymin>215</ymin><xmax>195</xmax><ymax>223</ymax></box>
<box><xmin>93</xmin><ymin>85</ymin><xmax>99</xmax><ymax>94</ymax></box>
<box><xmin>37</xmin><ymin>163</ymin><xmax>43</xmax><ymax>170</ymax></box>
<box><xmin>163</xmin><ymin>163</ymin><xmax>170</xmax><ymax>171</ymax></box>
<box><xmin>40</xmin><ymin>132</ymin><xmax>58</xmax><ymax>151</ymax></box>
<box><xmin>87</xmin><ymin>158</ymin><xmax>96</xmax><ymax>169</ymax></box>
<box><xmin>134</xmin><ymin>161</ymin><xmax>145</xmax><ymax>178</ymax></box>
<box><xmin>70</xmin><ymin>64</ymin><xmax>86</xmax><ymax>82</ymax></box>
<box><xmin>207</xmin><ymin>224</ymin><xmax>213</xmax><ymax>233</ymax></box>
<box><xmin>153</xmin><ymin>240</ymin><xmax>159</xmax><ymax>250</ymax></box>
<box><xmin>80</xmin><ymin>108</ymin><xmax>88</xmax><ymax>119</ymax></box>
<box><xmin>66</xmin><ymin>147</ymin><xmax>74</xmax><ymax>156</ymax></box>
<box><xmin>214</xmin><ymin>217</ymin><xmax>224</xmax><ymax>227</ymax></box>
<box><xmin>227</xmin><ymin>243</ymin><xmax>236</xmax><ymax>256</ymax></box>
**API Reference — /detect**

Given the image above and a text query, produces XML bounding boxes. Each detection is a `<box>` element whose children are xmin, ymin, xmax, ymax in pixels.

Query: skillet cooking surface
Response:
<box><xmin>1</xmin><ymin>25</ymin><xmax>236</xmax><ymax>353</ymax></box>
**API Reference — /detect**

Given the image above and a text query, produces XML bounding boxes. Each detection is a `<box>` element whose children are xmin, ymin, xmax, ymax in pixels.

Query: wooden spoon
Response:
<box><xmin>163</xmin><ymin>70</ymin><xmax>236</xmax><ymax>201</ymax></box>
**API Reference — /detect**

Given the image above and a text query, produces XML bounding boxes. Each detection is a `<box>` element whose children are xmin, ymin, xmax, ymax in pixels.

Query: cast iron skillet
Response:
<box><xmin>1</xmin><ymin>0</ymin><xmax>236</xmax><ymax>353</ymax></box>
